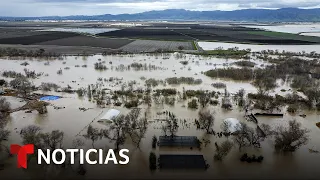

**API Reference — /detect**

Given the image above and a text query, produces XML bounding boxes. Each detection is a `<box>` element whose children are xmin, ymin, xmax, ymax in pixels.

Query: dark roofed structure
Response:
<box><xmin>159</xmin><ymin>155</ymin><xmax>207</xmax><ymax>170</ymax></box>
<box><xmin>159</xmin><ymin>136</ymin><xmax>200</xmax><ymax>147</ymax></box>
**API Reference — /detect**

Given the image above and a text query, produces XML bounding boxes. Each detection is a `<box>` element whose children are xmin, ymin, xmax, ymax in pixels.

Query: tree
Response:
<box><xmin>0</xmin><ymin>79</ymin><xmax>7</xmax><ymax>86</ymax></box>
<box><xmin>198</xmin><ymin>109</ymin><xmax>215</xmax><ymax>134</ymax></box>
<box><xmin>125</xmin><ymin>109</ymin><xmax>147</xmax><ymax>149</ymax></box>
<box><xmin>161</xmin><ymin>125</ymin><xmax>168</xmax><ymax>136</ymax></box>
<box><xmin>0</xmin><ymin>121</ymin><xmax>10</xmax><ymax>154</ymax></box>
<box><xmin>39</xmin><ymin>130</ymin><xmax>64</xmax><ymax>151</ymax></box>
<box><xmin>10</xmin><ymin>77</ymin><xmax>32</xmax><ymax>96</ymax></box>
<box><xmin>274</xmin><ymin>120</ymin><xmax>309</xmax><ymax>152</ymax></box>
<box><xmin>214</xmin><ymin>140</ymin><xmax>233</xmax><ymax>161</ymax></box>
<box><xmin>102</xmin><ymin>115</ymin><xmax>127</xmax><ymax>151</ymax></box>
<box><xmin>199</xmin><ymin>93</ymin><xmax>210</xmax><ymax>108</ymax></box>
<box><xmin>253</xmin><ymin>71</ymin><xmax>277</xmax><ymax>95</ymax></box>
<box><xmin>165</xmin><ymin>113</ymin><xmax>179</xmax><ymax>138</ymax></box>
<box><xmin>83</xmin><ymin>125</ymin><xmax>102</xmax><ymax>148</ymax></box>
<box><xmin>232</xmin><ymin>122</ymin><xmax>265</xmax><ymax>151</ymax></box>
<box><xmin>20</xmin><ymin>125</ymin><xmax>43</xmax><ymax>149</ymax></box>
<box><xmin>0</xmin><ymin>98</ymin><xmax>11</xmax><ymax>114</ymax></box>
<box><xmin>220</xmin><ymin>120</ymin><xmax>232</xmax><ymax>134</ymax></box>
<box><xmin>235</xmin><ymin>88</ymin><xmax>245</xmax><ymax>107</ymax></box>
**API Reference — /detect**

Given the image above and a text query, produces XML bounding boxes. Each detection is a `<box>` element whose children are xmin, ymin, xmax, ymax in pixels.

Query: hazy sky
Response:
<box><xmin>1</xmin><ymin>0</ymin><xmax>320</xmax><ymax>16</ymax></box>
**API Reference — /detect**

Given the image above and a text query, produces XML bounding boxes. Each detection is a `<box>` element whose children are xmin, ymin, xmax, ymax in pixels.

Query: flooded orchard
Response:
<box><xmin>0</xmin><ymin>51</ymin><xmax>320</xmax><ymax>179</ymax></box>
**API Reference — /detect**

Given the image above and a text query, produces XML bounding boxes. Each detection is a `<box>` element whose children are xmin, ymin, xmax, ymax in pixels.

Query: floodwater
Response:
<box><xmin>37</xmin><ymin>28</ymin><xmax>119</xmax><ymax>35</ymax></box>
<box><xmin>0</xmin><ymin>53</ymin><xmax>320</xmax><ymax>179</ymax></box>
<box><xmin>244</xmin><ymin>23</ymin><xmax>320</xmax><ymax>34</ymax></box>
<box><xmin>198</xmin><ymin>41</ymin><xmax>320</xmax><ymax>53</ymax></box>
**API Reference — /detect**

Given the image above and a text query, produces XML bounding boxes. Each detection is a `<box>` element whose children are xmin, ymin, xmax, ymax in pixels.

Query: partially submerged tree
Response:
<box><xmin>198</xmin><ymin>109</ymin><xmax>215</xmax><ymax>134</ymax></box>
<box><xmin>274</xmin><ymin>120</ymin><xmax>309</xmax><ymax>152</ymax></box>
<box><xmin>102</xmin><ymin>115</ymin><xmax>127</xmax><ymax>151</ymax></box>
<box><xmin>39</xmin><ymin>130</ymin><xmax>64</xmax><ymax>151</ymax></box>
<box><xmin>199</xmin><ymin>93</ymin><xmax>210</xmax><ymax>108</ymax></box>
<box><xmin>165</xmin><ymin>113</ymin><xmax>179</xmax><ymax>138</ymax></box>
<box><xmin>253</xmin><ymin>71</ymin><xmax>277</xmax><ymax>95</ymax></box>
<box><xmin>10</xmin><ymin>77</ymin><xmax>33</xmax><ymax>96</ymax></box>
<box><xmin>0</xmin><ymin>98</ymin><xmax>11</xmax><ymax>114</ymax></box>
<box><xmin>214</xmin><ymin>140</ymin><xmax>233</xmax><ymax>161</ymax></box>
<box><xmin>125</xmin><ymin>109</ymin><xmax>147</xmax><ymax>149</ymax></box>
<box><xmin>232</xmin><ymin>122</ymin><xmax>265</xmax><ymax>151</ymax></box>
<box><xmin>83</xmin><ymin>125</ymin><xmax>102</xmax><ymax>148</ymax></box>
<box><xmin>0</xmin><ymin>121</ymin><xmax>10</xmax><ymax>154</ymax></box>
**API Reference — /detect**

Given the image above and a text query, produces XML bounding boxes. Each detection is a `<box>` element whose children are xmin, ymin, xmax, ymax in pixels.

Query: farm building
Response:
<box><xmin>223</xmin><ymin>118</ymin><xmax>240</xmax><ymax>133</ymax></box>
<box><xmin>159</xmin><ymin>136</ymin><xmax>200</xmax><ymax>148</ymax></box>
<box><xmin>159</xmin><ymin>155</ymin><xmax>207</xmax><ymax>170</ymax></box>
<box><xmin>99</xmin><ymin>109</ymin><xmax>121</xmax><ymax>122</ymax></box>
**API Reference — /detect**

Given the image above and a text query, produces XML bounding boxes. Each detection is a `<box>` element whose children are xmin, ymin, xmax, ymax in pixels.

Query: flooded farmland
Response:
<box><xmin>0</xmin><ymin>51</ymin><xmax>320</xmax><ymax>180</ymax></box>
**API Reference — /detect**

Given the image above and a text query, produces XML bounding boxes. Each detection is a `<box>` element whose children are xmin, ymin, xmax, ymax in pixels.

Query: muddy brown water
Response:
<box><xmin>0</xmin><ymin>53</ymin><xmax>319</xmax><ymax>179</ymax></box>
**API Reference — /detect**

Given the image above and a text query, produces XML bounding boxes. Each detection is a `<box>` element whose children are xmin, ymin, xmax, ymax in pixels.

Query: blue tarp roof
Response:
<box><xmin>39</xmin><ymin>96</ymin><xmax>61</xmax><ymax>101</ymax></box>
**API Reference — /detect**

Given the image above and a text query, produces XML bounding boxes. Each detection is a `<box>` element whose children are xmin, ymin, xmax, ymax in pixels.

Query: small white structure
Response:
<box><xmin>99</xmin><ymin>109</ymin><xmax>120</xmax><ymax>122</ymax></box>
<box><xmin>223</xmin><ymin>118</ymin><xmax>241</xmax><ymax>133</ymax></box>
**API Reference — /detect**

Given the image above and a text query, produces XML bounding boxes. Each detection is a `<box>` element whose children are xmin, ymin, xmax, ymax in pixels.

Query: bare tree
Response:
<box><xmin>214</xmin><ymin>140</ymin><xmax>233</xmax><ymax>161</ymax></box>
<box><xmin>39</xmin><ymin>130</ymin><xmax>64</xmax><ymax>151</ymax></box>
<box><xmin>83</xmin><ymin>125</ymin><xmax>102</xmax><ymax>148</ymax></box>
<box><xmin>232</xmin><ymin>122</ymin><xmax>265</xmax><ymax>151</ymax></box>
<box><xmin>220</xmin><ymin>120</ymin><xmax>231</xmax><ymax>134</ymax></box>
<box><xmin>253</xmin><ymin>71</ymin><xmax>277</xmax><ymax>95</ymax></box>
<box><xmin>102</xmin><ymin>115</ymin><xmax>127</xmax><ymax>151</ymax></box>
<box><xmin>20</xmin><ymin>125</ymin><xmax>43</xmax><ymax>149</ymax></box>
<box><xmin>274</xmin><ymin>120</ymin><xmax>309</xmax><ymax>152</ymax></box>
<box><xmin>198</xmin><ymin>109</ymin><xmax>215</xmax><ymax>134</ymax></box>
<box><xmin>125</xmin><ymin>109</ymin><xmax>147</xmax><ymax>149</ymax></box>
<box><xmin>10</xmin><ymin>77</ymin><xmax>32</xmax><ymax>96</ymax></box>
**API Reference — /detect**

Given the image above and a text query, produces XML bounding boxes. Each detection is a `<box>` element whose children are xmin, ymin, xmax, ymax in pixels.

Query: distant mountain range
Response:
<box><xmin>2</xmin><ymin>8</ymin><xmax>320</xmax><ymax>22</ymax></box>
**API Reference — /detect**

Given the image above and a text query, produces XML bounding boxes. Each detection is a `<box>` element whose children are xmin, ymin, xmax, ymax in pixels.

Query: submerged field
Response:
<box><xmin>0</xmin><ymin>46</ymin><xmax>320</xmax><ymax>179</ymax></box>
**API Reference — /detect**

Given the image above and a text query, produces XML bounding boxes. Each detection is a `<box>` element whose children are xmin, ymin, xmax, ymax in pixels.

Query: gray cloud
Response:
<box><xmin>1</xmin><ymin>0</ymin><xmax>320</xmax><ymax>16</ymax></box>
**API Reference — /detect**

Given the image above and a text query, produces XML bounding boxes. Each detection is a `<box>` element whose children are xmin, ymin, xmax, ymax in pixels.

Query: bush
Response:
<box><xmin>188</xmin><ymin>99</ymin><xmax>198</xmax><ymax>109</ymax></box>
<box><xmin>149</xmin><ymin>152</ymin><xmax>157</xmax><ymax>170</ymax></box>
